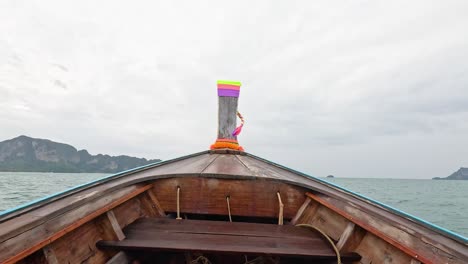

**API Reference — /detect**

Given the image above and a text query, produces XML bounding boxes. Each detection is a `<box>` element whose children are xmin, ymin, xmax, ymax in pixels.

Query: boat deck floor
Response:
<box><xmin>97</xmin><ymin>218</ymin><xmax>360</xmax><ymax>263</ymax></box>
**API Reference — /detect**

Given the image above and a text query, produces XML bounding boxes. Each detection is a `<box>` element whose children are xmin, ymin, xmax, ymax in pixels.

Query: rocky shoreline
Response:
<box><xmin>433</xmin><ymin>167</ymin><xmax>468</xmax><ymax>180</ymax></box>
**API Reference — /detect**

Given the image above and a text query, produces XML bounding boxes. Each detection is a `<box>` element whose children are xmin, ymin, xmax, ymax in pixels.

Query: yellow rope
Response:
<box><xmin>296</xmin><ymin>224</ymin><xmax>341</xmax><ymax>264</ymax></box>
<box><xmin>226</xmin><ymin>196</ymin><xmax>232</xmax><ymax>222</ymax></box>
<box><xmin>276</xmin><ymin>192</ymin><xmax>284</xmax><ymax>225</ymax></box>
<box><xmin>176</xmin><ymin>187</ymin><xmax>182</xmax><ymax>220</ymax></box>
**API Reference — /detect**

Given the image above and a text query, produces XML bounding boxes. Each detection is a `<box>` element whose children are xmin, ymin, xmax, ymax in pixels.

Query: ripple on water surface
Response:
<box><xmin>0</xmin><ymin>172</ymin><xmax>108</xmax><ymax>212</ymax></box>
<box><xmin>322</xmin><ymin>177</ymin><xmax>468</xmax><ymax>237</ymax></box>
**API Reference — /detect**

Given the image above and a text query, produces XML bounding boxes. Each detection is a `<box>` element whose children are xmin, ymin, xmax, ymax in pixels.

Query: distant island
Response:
<box><xmin>326</xmin><ymin>175</ymin><xmax>335</xmax><ymax>178</ymax></box>
<box><xmin>433</xmin><ymin>167</ymin><xmax>468</xmax><ymax>180</ymax></box>
<box><xmin>0</xmin><ymin>135</ymin><xmax>161</xmax><ymax>173</ymax></box>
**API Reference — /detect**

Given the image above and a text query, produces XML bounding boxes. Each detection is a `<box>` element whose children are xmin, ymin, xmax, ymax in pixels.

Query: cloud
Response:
<box><xmin>1</xmin><ymin>0</ymin><xmax>468</xmax><ymax>178</ymax></box>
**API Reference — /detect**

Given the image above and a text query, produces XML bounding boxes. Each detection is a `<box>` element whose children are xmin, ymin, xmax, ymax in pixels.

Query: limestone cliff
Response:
<box><xmin>0</xmin><ymin>136</ymin><xmax>160</xmax><ymax>173</ymax></box>
<box><xmin>433</xmin><ymin>167</ymin><xmax>468</xmax><ymax>180</ymax></box>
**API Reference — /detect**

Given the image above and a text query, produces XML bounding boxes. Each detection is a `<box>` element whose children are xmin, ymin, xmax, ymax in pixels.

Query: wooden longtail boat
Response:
<box><xmin>0</xmin><ymin>81</ymin><xmax>467</xmax><ymax>264</ymax></box>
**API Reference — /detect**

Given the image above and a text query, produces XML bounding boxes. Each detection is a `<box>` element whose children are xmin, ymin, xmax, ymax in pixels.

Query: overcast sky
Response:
<box><xmin>1</xmin><ymin>1</ymin><xmax>467</xmax><ymax>179</ymax></box>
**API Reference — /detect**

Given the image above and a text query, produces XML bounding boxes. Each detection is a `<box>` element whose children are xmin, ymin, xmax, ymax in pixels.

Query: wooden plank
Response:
<box><xmin>0</xmin><ymin>180</ymin><xmax>146</xmax><ymax>243</ymax></box>
<box><xmin>235</xmin><ymin>155</ymin><xmax>286</xmax><ymax>180</ymax></box>
<box><xmin>106</xmin><ymin>251</ymin><xmax>130</xmax><ymax>264</ymax></box>
<box><xmin>305</xmin><ymin>205</ymin><xmax>350</xmax><ymax>241</ymax></box>
<box><xmin>112</xmin><ymin>197</ymin><xmax>143</xmax><ymax>229</ymax></box>
<box><xmin>44</xmin><ymin>217</ymin><xmax>114</xmax><ymax>264</ymax></box>
<box><xmin>42</xmin><ymin>245</ymin><xmax>58</xmax><ymax>264</ymax></box>
<box><xmin>16</xmin><ymin>250</ymin><xmax>47</xmax><ymax>264</ymax></box>
<box><xmin>124</xmin><ymin>218</ymin><xmax>321</xmax><ymax>240</ymax></box>
<box><xmin>97</xmin><ymin>219</ymin><xmax>361</xmax><ymax>261</ymax></box>
<box><xmin>106</xmin><ymin>211</ymin><xmax>125</xmax><ymax>241</ymax></box>
<box><xmin>0</xmin><ymin>184</ymin><xmax>153</xmax><ymax>264</ymax></box>
<box><xmin>138</xmin><ymin>192</ymin><xmax>158</xmax><ymax>217</ymax></box>
<box><xmin>290</xmin><ymin>197</ymin><xmax>311</xmax><ymax>225</ymax></box>
<box><xmin>130</xmin><ymin>151</ymin><xmax>217</xmax><ymax>177</ymax></box>
<box><xmin>146</xmin><ymin>189</ymin><xmax>166</xmax><ymax>216</ymax></box>
<box><xmin>339</xmin><ymin>224</ymin><xmax>367</xmax><ymax>253</ymax></box>
<box><xmin>202</xmin><ymin>154</ymin><xmax>253</xmax><ymax>176</ymax></box>
<box><xmin>98</xmin><ymin>234</ymin><xmax>335</xmax><ymax>258</ymax></box>
<box><xmin>103</xmin><ymin>212</ymin><xmax>129</xmax><ymax>264</ymax></box>
<box><xmin>336</xmin><ymin>222</ymin><xmax>355</xmax><ymax>251</ymax></box>
<box><xmin>306</xmin><ymin>192</ymin><xmax>463</xmax><ymax>264</ymax></box>
<box><xmin>293</xmin><ymin>200</ymin><xmax>319</xmax><ymax>225</ymax></box>
<box><xmin>152</xmin><ymin>177</ymin><xmax>308</xmax><ymax>218</ymax></box>
<box><xmin>355</xmin><ymin>232</ymin><xmax>413</xmax><ymax>264</ymax></box>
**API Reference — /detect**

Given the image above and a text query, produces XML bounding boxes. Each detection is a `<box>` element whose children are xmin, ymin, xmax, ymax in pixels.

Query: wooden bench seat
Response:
<box><xmin>97</xmin><ymin>218</ymin><xmax>361</xmax><ymax>262</ymax></box>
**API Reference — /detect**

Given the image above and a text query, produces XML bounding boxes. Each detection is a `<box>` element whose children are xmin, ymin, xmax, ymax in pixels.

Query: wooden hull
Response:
<box><xmin>0</xmin><ymin>150</ymin><xmax>467</xmax><ymax>264</ymax></box>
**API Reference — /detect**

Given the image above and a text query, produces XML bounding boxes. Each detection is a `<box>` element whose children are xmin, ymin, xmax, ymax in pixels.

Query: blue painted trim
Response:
<box><xmin>0</xmin><ymin>151</ymin><xmax>210</xmax><ymax>217</ymax></box>
<box><xmin>245</xmin><ymin>152</ymin><xmax>468</xmax><ymax>243</ymax></box>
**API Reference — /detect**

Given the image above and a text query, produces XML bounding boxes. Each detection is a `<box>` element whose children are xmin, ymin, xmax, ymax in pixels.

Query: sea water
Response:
<box><xmin>0</xmin><ymin>172</ymin><xmax>466</xmax><ymax>237</ymax></box>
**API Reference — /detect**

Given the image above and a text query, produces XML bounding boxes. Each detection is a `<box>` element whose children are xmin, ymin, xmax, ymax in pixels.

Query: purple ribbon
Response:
<box><xmin>218</xmin><ymin>89</ymin><xmax>240</xmax><ymax>97</ymax></box>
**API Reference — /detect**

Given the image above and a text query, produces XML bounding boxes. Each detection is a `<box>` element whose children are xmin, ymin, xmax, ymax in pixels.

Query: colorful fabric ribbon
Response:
<box><xmin>217</xmin><ymin>80</ymin><xmax>241</xmax><ymax>97</ymax></box>
<box><xmin>210</xmin><ymin>138</ymin><xmax>244</xmax><ymax>151</ymax></box>
<box><xmin>232</xmin><ymin>111</ymin><xmax>244</xmax><ymax>136</ymax></box>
